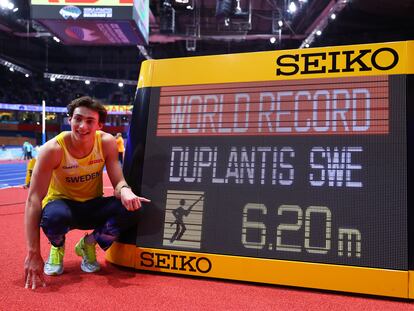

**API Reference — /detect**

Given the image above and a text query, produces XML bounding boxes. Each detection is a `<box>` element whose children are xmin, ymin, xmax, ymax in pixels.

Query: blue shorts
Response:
<box><xmin>40</xmin><ymin>196</ymin><xmax>139</xmax><ymax>250</ymax></box>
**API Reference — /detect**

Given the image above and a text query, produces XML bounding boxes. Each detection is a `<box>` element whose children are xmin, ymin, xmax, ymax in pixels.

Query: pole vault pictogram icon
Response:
<box><xmin>169</xmin><ymin>194</ymin><xmax>205</xmax><ymax>243</ymax></box>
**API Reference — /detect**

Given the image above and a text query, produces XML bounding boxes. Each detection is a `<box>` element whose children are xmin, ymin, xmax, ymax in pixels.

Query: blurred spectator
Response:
<box><xmin>23</xmin><ymin>141</ymin><xmax>34</xmax><ymax>160</ymax></box>
<box><xmin>115</xmin><ymin>133</ymin><xmax>125</xmax><ymax>165</ymax></box>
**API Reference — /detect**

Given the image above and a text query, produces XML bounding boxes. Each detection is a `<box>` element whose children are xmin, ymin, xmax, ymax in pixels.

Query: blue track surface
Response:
<box><xmin>0</xmin><ymin>163</ymin><xmax>27</xmax><ymax>189</ymax></box>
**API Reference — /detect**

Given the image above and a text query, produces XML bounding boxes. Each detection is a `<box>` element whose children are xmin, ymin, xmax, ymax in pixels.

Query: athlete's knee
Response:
<box><xmin>40</xmin><ymin>200</ymin><xmax>72</xmax><ymax>230</ymax></box>
<box><xmin>93</xmin><ymin>218</ymin><xmax>120</xmax><ymax>250</ymax></box>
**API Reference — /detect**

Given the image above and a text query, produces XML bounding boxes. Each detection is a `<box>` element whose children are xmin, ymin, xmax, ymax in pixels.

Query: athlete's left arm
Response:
<box><xmin>101</xmin><ymin>132</ymin><xmax>150</xmax><ymax>211</ymax></box>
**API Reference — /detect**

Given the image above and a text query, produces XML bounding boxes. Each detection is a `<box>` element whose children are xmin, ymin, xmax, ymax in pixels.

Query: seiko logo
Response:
<box><xmin>275</xmin><ymin>47</ymin><xmax>399</xmax><ymax>76</ymax></box>
<box><xmin>140</xmin><ymin>251</ymin><xmax>212</xmax><ymax>274</ymax></box>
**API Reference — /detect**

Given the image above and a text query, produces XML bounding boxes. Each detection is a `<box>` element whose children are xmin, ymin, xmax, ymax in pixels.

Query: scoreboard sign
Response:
<box><xmin>30</xmin><ymin>0</ymin><xmax>149</xmax><ymax>45</ymax></box>
<box><xmin>106</xmin><ymin>41</ymin><xmax>414</xmax><ymax>298</ymax></box>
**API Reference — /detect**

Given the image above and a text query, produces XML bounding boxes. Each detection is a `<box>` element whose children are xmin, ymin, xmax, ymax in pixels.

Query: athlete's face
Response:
<box><xmin>69</xmin><ymin>107</ymin><xmax>103</xmax><ymax>141</ymax></box>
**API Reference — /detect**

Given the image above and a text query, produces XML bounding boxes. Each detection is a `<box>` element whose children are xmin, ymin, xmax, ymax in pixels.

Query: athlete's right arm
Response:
<box><xmin>24</xmin><ymin>140</ymin><xmax>62</xmax><ymax>290</ymax></box>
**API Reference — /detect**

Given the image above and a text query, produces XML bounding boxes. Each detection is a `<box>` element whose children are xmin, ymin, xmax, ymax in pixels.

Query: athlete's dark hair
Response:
<box><xmin>67</xmin><ymin>96</ymin><xmax>107</xmax><ymax>124</ymax></box>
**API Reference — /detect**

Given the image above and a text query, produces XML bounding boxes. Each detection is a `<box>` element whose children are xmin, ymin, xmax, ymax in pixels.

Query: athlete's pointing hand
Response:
<box><xmin>119</xmin><ymin>186</ymin><xmax>151</xmax><ymax>211</ymax></box>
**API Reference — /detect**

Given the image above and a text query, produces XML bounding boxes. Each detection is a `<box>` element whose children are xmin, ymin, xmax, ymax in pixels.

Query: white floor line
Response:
<box><xmin>0</xmin><ymin>177</ymin><xmax>27</xmax><ymax>182</ymax></box>
<box><xmin>0</xmin><ymin>184</ymin><xmax>25</xmax><ymax>190</ymax></box>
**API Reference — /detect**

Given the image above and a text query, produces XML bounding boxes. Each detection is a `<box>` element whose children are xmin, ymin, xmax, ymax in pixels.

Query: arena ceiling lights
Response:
<box><xmin>0</xmin><ymin>57</ymin><xmax>32</xmax><ymax>76</ymax></box>
<box><xmin>0</xmin><ymin>0</ymin><xmax>16</xmax><ymax>11</ymax></box>
<box><xmin>299</xmin><ymin>0</ymin><xmax>349</xmax><ymax>48</ymax></box>
<box><xmin>43</xmin><ymin>73</ymin><xmax>136</xmax><ymax>86</ymax></box>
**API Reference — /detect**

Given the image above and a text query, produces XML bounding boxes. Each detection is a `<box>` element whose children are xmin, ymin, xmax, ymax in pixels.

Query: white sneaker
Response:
<box><xmin>44</xmin><ymin>245</ymin><xmax>64</xmax><ymax>276</ymax></box>
<box><xmin>74</xmin><ymin>237</ymin><xmax>100</xmax><ymax>273</ymax></box>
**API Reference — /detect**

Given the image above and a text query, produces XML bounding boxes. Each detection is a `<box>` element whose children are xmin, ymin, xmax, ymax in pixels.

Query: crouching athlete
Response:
<box><xmin>23</xmin><ymin>96</ymin><xmax>150</xmax><ymax>289</ymax></box>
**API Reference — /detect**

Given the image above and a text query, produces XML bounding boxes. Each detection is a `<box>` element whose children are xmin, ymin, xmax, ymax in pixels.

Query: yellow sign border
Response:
<box><xmin>106</xmin><ymin>242</ymin><xmax>410</xmax><ymax>298</ymax></box>
<box><xmin>138</xmin><ymin>41</ymin><xmax>414</xmax><ymax>88</ymax></box>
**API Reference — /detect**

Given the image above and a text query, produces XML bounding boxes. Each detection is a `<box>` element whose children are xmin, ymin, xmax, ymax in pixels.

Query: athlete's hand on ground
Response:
<box><xmin>120</xmin><ymin>187</ymin><xmax>150</xmax><ymax>211</ymax></box>
<box><xmin>24</xmin><ymin>253</ymin><xmax>46</xmax><ymax>290</ymax></box>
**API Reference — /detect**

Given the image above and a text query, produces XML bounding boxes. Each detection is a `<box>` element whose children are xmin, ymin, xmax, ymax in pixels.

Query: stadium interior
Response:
<box><xmin>1</xmin><ymin>1</ymin><xmax>414</xmax><ymax>305</ymax></box>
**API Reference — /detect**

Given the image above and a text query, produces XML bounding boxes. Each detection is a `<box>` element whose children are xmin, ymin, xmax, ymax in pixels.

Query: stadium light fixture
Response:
<box><xmin>299</xmin><ymin>0</ymin><xmax>349</xmax><ymax>48</ymax></box>
<box><xmin>0</xmin><ymin>57</ymin><xmax>32</xmax><ymax>76</ymax></box>
<box><xmin>288</xmin><ymin>1</ymin><xmax>297</xmax><ymax>14</ymax></box>
<box><xmin>0</xmin><ymin>0</ymin><xmax>15</xmax><ymax>10</ymax></box>
<box><xmin>0</xmin><ymin>0</ymin><xmax>7</xmax><ymax>9</ymax></box>
<box><xmin>44</xmin><ymin>73</ymin><xmax>136</xmax><ymax>86</ymax></box>
<box><xmin>215</xmin><ymin>0</ymin><xmax>234</xmax><ymax>18</ymax></box>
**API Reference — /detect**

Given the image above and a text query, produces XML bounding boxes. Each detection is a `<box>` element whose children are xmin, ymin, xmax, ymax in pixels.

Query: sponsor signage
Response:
<box><xmin>105</xmin><ymin>104</ymin><xmax>133</xmax><ymax>114</ymax></box>
<box><xmin>59</xmin><ymin>5</ymin><xmax>82</xmax><ymax>19</ymax></box>
<box><xmin>136</xmin><ymin>41</ymin><xmax>414</xmax><ymax>88</ymax></box>
<box><xmin>0</xmin><ymin>103</ymin><xmax>66</xmax><ymax>113</ymax></box>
